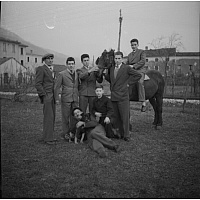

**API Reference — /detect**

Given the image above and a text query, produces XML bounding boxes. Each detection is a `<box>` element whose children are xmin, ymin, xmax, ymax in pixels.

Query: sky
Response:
<box><xmin>1</xmin><ymin>1</ymin><xmax>200</xmax><ymax>61</ymax></box>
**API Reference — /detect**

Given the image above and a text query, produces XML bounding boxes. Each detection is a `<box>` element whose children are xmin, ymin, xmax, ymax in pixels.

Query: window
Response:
<box><xmin>4</xmin><ymin>73</ymin><xmax>9</xmax><ymax>84</ymax></box>
<box><xmin>3</xmin><ymin>43</ymin><xmax>6</xmax><ymax>52</ymax></box>
<box><xmin>21</xmin><ymin>48</ymin><xmax>23</xmax><ymax>55</ymax></box>
<box><xmin>21</xmin><ymin>60</ymin><xmax>23</xmax><ymax>66</ymax></box>
<box><xmin>155</xmin><ymin>58</ymin><xmax>158</xmax><ymax>62</ymax></box>
<box><xmin>155</xmin><ymin>65</ymin><xmax>159</xmax><ymax>71</ymax></box>
<box><xmin>27</xmin><ymin>57</ymin><xmax>29</xmax><ymax>62</ymax></box>
<box><xmin>35</xmin><ymin>58</ymin><xmax>37</xmax><ymax>63</ymax></box>
<box><xmin>12</xmin><ymin>44</ymin><xmax>15</xmax><ymax>53</ymax></box>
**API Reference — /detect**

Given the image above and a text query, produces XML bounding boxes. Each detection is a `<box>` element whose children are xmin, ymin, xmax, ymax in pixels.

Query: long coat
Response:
<box><xmin>127</xmin><ymin>49</ymin><xmax>146</xmax><ymax>74</ymax></box>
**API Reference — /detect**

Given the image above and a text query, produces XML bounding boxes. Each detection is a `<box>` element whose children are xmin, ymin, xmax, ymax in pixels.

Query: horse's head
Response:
<box><xmin>96</xmin><ymin>49</ymin><xmax>115</xmax><ymax>70</ymax></box>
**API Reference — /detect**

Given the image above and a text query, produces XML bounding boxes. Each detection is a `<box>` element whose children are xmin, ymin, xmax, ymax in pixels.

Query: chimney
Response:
<box><xmin>145</xmin><ymin>46</ymin><xmax>148</xmax><ymax>50</ymax></box>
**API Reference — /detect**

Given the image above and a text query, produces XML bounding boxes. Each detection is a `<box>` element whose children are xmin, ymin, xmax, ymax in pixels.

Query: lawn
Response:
<box><xmin>1</xmin><ymin>99</ymin><xmax>200</xmax><ymax>198</ymax></box>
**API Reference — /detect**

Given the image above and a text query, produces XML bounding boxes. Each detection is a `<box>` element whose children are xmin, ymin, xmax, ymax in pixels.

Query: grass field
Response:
<box><xmin>1</xmin><ymin>99</ymin><xmax>200</xmax><ymax>198</ymax></box>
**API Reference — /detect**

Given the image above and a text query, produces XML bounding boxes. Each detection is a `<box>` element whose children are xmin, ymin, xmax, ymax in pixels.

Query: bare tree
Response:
<box><xmin>149</xmin><ymin>33</ymin><xmax>184</xmax><ymax>94</ymax></box>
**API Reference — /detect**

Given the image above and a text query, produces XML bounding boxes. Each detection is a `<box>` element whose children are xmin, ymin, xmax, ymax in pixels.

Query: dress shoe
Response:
<box><xmin>98</xmin><ymin>149</ymin><xmax>108</xmax><ymax>158</ymax></box>
<box><xmin>141</xmin><ymin>105</ymin><xmax>146</xmax><ymax>112</ymax></box>
<box><xmin>45</xmin><ymin>141</ymin><xmax>56</xmax><ymax>145</ymax></box>
<box><xmin>113</xmin><ymin>145</ymin><xmax>121</xmax><ymax>153</ymax></box>
<box><xmin>124</xmin><ymin>137</ymin><xmax>131</xmax><ymax>142</ymax></box>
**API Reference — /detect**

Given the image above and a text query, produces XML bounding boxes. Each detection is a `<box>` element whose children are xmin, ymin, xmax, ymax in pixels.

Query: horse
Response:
<box><xmin>96</xmin><ymin>49</ymin><xmax>165</xmax><ymax>129</ymax></box>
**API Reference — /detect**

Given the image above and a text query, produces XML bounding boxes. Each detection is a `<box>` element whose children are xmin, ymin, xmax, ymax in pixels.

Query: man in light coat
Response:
<box><xmin>54</xmin><ymin>57</ymin><xmax>79</xmax><ymax>140</ymax></box>
<box><xmin>127</xmin><ymin>38</ymin><xmax>147</xmax><ymax>112</ymax></box>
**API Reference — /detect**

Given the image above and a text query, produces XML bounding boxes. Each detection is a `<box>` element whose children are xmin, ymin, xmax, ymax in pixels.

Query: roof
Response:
<box><xmin>0</xmin><ymin>37</ymin><xmax>28</xmax><ymax>47</ymax></box>
<box><xmin>0</xmin><ymin>57</ymin><xmax>27</xmax><ymax>69</ymax></box>
<box><xmin>0</xmin><ymin>57</ymin><xmax>12</xmax><ymax>65</ymax></box>
<box><xmin>0</xmin><ymin>37</ymin><xmax>21</xmax><ymax>45</ymax></box>
<box><xmin>176</xmin><ymin>52</ymin><xmax>200</xmax><ymax>57</ymax></box>
<box><xmin>145</xmin><ymin>48</ymin><xmax>176</xmax><ymax>57</ymax></box>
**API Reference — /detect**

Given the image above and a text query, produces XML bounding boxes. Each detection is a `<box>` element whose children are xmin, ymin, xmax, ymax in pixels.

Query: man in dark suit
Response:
<box><xmin>35</xmin><ymin>53</ymin><xmax>56</xmax><ymax>145</ymax></box>
<box><xmin>92</xmin><ymin>85</ymin><xmax>119</xmax><ymax>138</ymax></box>
<box><xmin>76</xmin><ymin>54</ymin><xmax>103</xmax><ymax>114</ymax></box>
<box><xmin>127</xmin><ymin>38</ymin><xmax>147</xmax><ymax>112</ymax></box>
<box><xmin>54</xmin><ymin>57</ymin><xmax>79</xmax><ymax>140</ymax></box>
<box><xmin>105</xmin><ymin>51</ymin><xmax>141</xmax><ymax>142</ymax></box>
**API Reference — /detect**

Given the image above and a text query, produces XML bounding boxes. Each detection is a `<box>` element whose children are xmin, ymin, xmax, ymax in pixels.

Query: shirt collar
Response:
<box><xmin>115</xmin><ymin>63</ymin><xmax>122</xmax><ymax>68</ymax></box>
<box><xmin>67</xmin><ymin>68</ymin><xmax>74</xmax><ymax>74</ymax></box>
<box><xmin>45</xmin><ymin>63</ymin><xmax>53</xmax><ymax>70</ymax></box>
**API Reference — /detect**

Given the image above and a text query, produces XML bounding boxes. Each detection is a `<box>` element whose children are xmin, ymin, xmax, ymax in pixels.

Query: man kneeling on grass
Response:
<box><xmin>70</xmin><ymin>107</ymin><xmax>121</xmax><ymax>158</ymax></box>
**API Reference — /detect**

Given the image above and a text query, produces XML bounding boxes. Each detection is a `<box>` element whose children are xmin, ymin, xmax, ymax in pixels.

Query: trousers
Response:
<box><xmin>138</xmin><ymin>72</ymin><xmax>145</xmax><ymax>102</ymax></box>
<box><xmin>61</xmin><ymin>101</ymin><xmax>78</xmax><ymax>138</ymax></box>
<box><xmin>87</xmin><ymin>124</ymin><xmax>117</xmax><ymax>154</ymax></box>
<box><xmin>43</xmin><ymin>99</ymin><xmax>56</xmax><ymax>142</ymax></box>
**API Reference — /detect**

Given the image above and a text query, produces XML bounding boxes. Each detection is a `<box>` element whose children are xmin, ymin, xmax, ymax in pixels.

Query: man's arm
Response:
<box><xmin>105</xmin><ymin>98</ymin><xmax>114</xmax><ymax>119</ymax></box>
<box><xmin>132</xmin><ymin>50</ymin><xmax>146</xmax><ymax>70</ymax></box>
<box><xmin>54</xmin><ymin>73</ymin><xmax>62</xmax><ymax>102</ymax></box>
<box><xmin>35</xmin><ymin>66</ymin><xmax>46</xmax><ymax>96</ymax></box>
<box><xmin>76</xmin><ymin>69</ymin><xmax>90</xmax><ymax>80</ymax></box>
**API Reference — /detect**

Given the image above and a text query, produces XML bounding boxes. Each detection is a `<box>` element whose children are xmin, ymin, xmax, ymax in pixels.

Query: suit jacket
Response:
<box><xmin>54</xmin><ymin>69</ymin><xmax>79</xmax><ymax>103</ymax></box>
<box><xmin>35</xmin><ymin>64</ymin><xmax>55</xmax><ymax>103</ymax></box>
<box><xmin>127</xmin><ymin>49</ymin><xmax>146</xmax><ymax>73</ymax></box>
<box><xmin>76</xmin><ymin>66</ymin><xmax>103</xmax><ymax>96</ymax></box>
<box><xmin>105</xmin><ymin>63</ymin><xmax>141</xmax><ymax>101</ymax></box>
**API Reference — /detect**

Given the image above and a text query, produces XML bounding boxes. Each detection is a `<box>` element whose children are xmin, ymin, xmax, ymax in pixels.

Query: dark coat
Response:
<box><xmin>105</xmin><ymin>63</ymin><xmax>142</xmax><ymax>101</ymax></box>
<box><xmin>35</xmin><ymin>64</ymin><xmax>55</xmax><ymax>103</ymax></box>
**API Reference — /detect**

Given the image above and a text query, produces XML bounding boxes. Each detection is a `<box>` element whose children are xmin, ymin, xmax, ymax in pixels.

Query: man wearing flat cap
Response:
<box><xmin>35</xmin><ymin>53</ymin><xmax>57</xmax><ymax>145</ymax></box>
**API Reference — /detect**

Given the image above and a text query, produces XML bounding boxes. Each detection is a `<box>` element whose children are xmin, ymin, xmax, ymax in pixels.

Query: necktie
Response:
<box><xmin>114</xmin><ymin>65</ymin><xmax>119</xmax><ymax>79</ymax></box>
<box><xmin>49</xmin><ymin>66</ymin><xmax>54</xmax><ymax>78</ymax></box>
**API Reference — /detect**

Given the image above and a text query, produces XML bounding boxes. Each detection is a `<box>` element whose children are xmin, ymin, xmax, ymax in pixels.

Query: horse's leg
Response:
<box><xmin>149</xmin><ymin>97</ymin><xmax>158</xmax><ymax>126</ymax></box>
<box><xmin>155</xmin><ymin>94</ymin><xmax>163</xmax><ymax>127</ymax></box>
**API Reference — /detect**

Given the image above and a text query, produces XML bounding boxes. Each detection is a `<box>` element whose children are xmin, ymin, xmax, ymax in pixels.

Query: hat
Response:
<box><xmin>42</xmin><ymin>53</ymin><xmax>54</xmax><ymax>62</ymax></box>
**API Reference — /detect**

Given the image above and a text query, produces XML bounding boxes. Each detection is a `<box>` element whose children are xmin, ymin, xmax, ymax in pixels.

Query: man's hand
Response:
<box><xmin>95</xmin><ymin>112</ymin><xmax>102</xmax><ymax>117</ymax></box>
<box><xmin>104</xmin><ymin>117</ymin><xmax>110</xmax><ymax>124</ymax></box>
<box><xmin>88</xmin><ymin>66</ymin><xmax>99</xmax><ymax>73</ymax></box>
<box><xmin>56</xmin><ymin>100</ymin><xmax>59</xmax><ymax>105</ymax></box>
<box><xmin>76</xmin><ymin>121</ymin><xmax>85</xmax><ymax>128</ymax></box>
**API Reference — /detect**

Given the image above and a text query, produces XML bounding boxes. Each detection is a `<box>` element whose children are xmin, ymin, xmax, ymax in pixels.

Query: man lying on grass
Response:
<box><xmin>69</xmin><ymin>107</ymin><xmax>121</xmax><ymax>158</ymax></box>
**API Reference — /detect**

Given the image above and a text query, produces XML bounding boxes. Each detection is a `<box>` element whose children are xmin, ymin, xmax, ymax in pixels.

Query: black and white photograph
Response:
<box><xmin>1</xmin><ymin>1</ymin><xmax>199</xmax><ymax>198</ymax></box>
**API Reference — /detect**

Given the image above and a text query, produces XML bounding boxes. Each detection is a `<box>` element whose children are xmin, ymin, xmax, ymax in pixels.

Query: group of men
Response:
<box><xmin>35</xmin><ymin>38</ymin><xmax>146</xmax><ymax>158</ymax></box>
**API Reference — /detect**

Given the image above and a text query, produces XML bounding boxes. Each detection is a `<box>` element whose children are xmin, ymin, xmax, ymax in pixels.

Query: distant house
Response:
<box><xmin>124</xmin><ymin>47</ymin><xmax>200</xmax><ymax>77</ymax></box>
<box><xmin>0</xmin><ymin>37</ymin><xmax>28</xmax><ymax>67</ymax></box>
<box><xmin>26</xmin><ymin>50</ymin><xmax>43</xmax><ymax>75</ymax></box>
<box><xmin>0</xmin><ymin>57</ymin><xmax>29</xmax><ymax>87</ymax></box>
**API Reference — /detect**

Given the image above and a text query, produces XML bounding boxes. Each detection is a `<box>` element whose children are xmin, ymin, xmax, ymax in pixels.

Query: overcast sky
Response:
<box><xmin>1</xmin><ymin>1</ymin><xmax>200</xmax><ymax>60</ymax></box>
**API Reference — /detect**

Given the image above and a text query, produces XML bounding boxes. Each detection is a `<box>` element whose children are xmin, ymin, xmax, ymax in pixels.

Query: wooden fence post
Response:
<box><xmin>182</xmin><ymin>72</ymin><xmax>192</xmax><ymax>112</ymax></box>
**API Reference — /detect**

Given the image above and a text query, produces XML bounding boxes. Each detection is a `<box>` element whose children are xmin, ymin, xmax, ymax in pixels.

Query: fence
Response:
<box><xmin>0</xmin><ymin>73</ymin><xmax>199</xmax><ymax>99</ymax></box>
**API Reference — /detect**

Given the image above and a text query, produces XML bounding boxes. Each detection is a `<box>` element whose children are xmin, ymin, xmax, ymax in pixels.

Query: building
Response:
<box><xmin>0</xmin><ymin>57</ymin><xmax>28</xmax><ymax>88</ymax></box>
<box><xmin>0</xmin><ymin>37</ymin><xmax>28</xmax><ymax>66</ymax></box>
<box><xmin>124</xmin><ymin>47</ymin><xmax>199</xmax><ymax>77</ymax></box>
